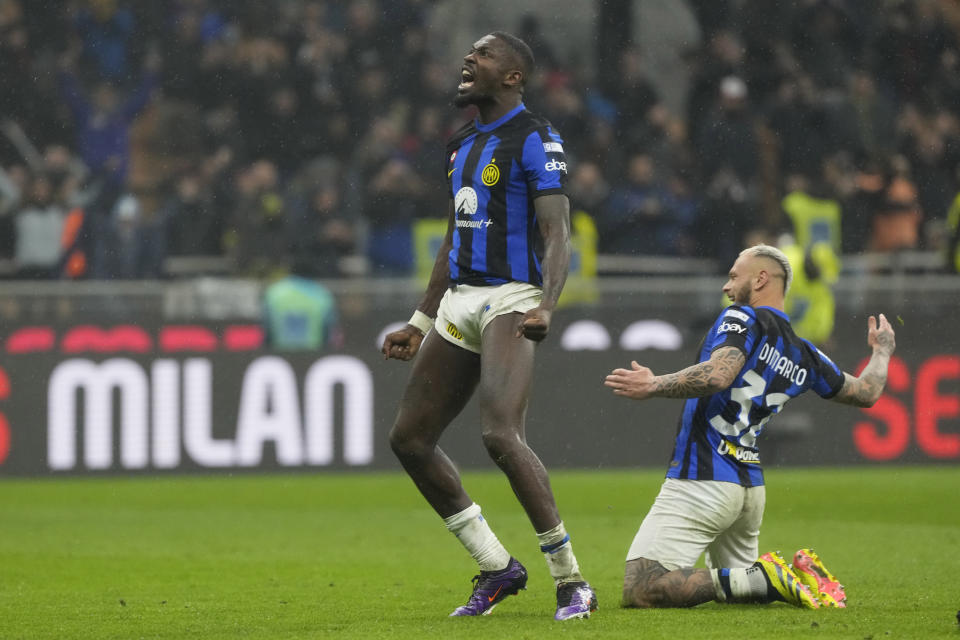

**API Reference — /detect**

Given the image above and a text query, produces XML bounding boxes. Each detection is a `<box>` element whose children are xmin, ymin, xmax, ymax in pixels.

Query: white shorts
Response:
<box><xmin>434</xmin><ymin>282</ymin><xmax>542</xmax><ymax>353</ymax></box>
<box><xmin>625</xmin><ymin>478</ymin><xmax>766</xmax><ymax>570</ymax></box>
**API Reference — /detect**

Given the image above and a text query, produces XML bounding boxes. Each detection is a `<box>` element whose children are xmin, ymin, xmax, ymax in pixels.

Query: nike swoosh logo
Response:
<box><xmin>448</xmin><ymin>168</ymin><xmax>457</xmax><ymax>177</ymax></box>
<box><xmin>487</xmin><ymin>585</ymin><xmax>503</xmax><ymax>602</ymax></box>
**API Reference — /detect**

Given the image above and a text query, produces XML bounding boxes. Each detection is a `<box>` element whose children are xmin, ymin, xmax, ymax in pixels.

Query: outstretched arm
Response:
<box><xmin>381</xmin><ymin>200</ymin><xmax>454</xmax><ymax>360</ymax></box>
<box><xmin>516</xmin><ymin>193</ymin><xmax>570</xmax><ymax>342</ymax></box>
<box><xmin>605</xmin><ymin>346</ymin><xmax>745</xmax><ymax>400</ymax></box>
<box><xmin>831</xmin><ymin>313</ymin><xmax>896</xmax><ymax>407</ymax></box>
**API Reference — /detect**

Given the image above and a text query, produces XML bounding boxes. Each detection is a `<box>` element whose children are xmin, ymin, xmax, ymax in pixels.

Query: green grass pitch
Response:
<box><xmin>1</xmin><ymin>467</ymin><xmax>957</xmax><ymax>639</ymax></box>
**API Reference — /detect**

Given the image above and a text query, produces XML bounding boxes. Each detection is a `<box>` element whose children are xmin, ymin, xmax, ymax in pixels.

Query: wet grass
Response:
<box><xmin>0</xmin><ymin>467</ymin><xmax>957</xmax><ymax>639</ymax></box>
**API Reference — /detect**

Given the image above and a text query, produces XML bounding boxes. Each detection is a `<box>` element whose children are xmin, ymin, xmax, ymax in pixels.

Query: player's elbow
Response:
<box><xmin>859</xmin><ymin>391</ymin><xmax>883</xmax><ymax>408</ymax></box>
<box><xmin>706</xmin><ymin>373</ymin><xmax>737</xmax><ymax>395</ymax></box>
<box><xmin>836</xmin><ymin>388</ymin><xmax>880</xmax><ymax>408</ymax></box>
<box><xmin>705</xmin><ymin>381</ymin><xmax>728</xmax><ymax>395</ymax></box>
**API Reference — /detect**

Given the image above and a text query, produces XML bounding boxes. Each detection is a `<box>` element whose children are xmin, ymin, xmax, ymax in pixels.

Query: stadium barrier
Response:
<box><xmin>0</xmin><ymin>275</ymin><xmax>956</xmax><ymax>475</ymax></box>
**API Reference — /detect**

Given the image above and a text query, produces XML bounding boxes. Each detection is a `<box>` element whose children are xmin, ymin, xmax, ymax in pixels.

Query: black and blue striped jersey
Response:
<box><xmin>445</xmin><ymin>103</ymin><xmax>567</xmax><ymax>286</ymax></box>
<box><xmin>665</xmin><ymin>305</ymin><xmax>845</xmax><ymax>487</ymax></box>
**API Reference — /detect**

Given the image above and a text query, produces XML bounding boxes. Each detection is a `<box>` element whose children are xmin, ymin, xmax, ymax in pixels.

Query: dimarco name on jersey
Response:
<box><xmin>757</xmin><ymin>342</ymin><xmax>808</xmax><ymax>385</ymax></box>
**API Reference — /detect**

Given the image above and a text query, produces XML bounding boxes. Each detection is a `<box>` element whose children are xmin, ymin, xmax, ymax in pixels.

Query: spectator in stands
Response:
<box><xmin>161</xmin><ymin>173</ymin><xmax>223</xmax><ymax>257</ymax></box>
<box><xmin>2</xmin><ymin>0</ymin><xmax>958</xmax><ymax>282</ymax></box>
<box><xmin>14</xmin><ymin>173</ymin><xmax>65</xmax><ymax>277</ymax></box>
<box><xmin>406</xmin><ymin>105</ymin><xmax>450</xmax><ymax>218</ymax></box>
<box><xmin>287</xmin><ymin>182</ymin><xmax>358</xmax><ymax>279</ymax></box>
<box><xmin>629</xmin><ymin>104</ymin><xmax>692</xmax><ymax>184</ymax></box>
<box><xmin>577</xmin><ymin>115</ymin><xmax>625</xmax><ymax>180</ymax></box>
<box><xmin>57</xmin><ymin>47</ymin><xmax>160</xmax><ymax>186</ymax></box>
<box><xmin>685</xmin><ymin>30</ymin><xmax>746</xmax><ymax>142</ymax></box>
<box><xmin>696</xmin><ymin>76</ymin><xmax>759</xmax><ymax>191</ymax></box>
<box><xmin>872</xmin><ymin>0</ymin><xmax>957</xmax><ymax>101</ymax></box>
<box><xmin>568</xmin><ymin>161</ymin><xmax>611</xmax><ymax>221</ymax></box>
<box><xmin>92</xmin><ymin>192</ymin><xmax>166</xmax><ymax>279</ymax></box>
<box><xmin>363</xmin><ymin>156</ymin><xmax>425</xmax><ymax>274</ymax></box>
<box><xmin>161</xmin><ymin>3</ymin><xmax>226</xmax><ymax>104</ymax></box>
<box><xmin>232</xmin><ymin>35</ymin><xmax>295</xmax><ymax>166</ymax></box>
<box><xmin>42</xmin><ymin>145</ymin><xmax>87</xmax><ymax>208</ymax></box>
<box><xmin>602</xmin><ymin>153</ymin><xmax>678</xmax><ymax>255</ymax></box>
<box><xmin>614</xmin><ymin>46</ymin><xmax>662</xmax><ymax>145</ymax></box>
<box><xmin>898</xmin><ymin>106</ymin><xmax>960</xmax><ymax>223</ymax></box>
<box><xmin>781</xmin><ymin>170</ymin><xmax>842</xmax><ymax>254</ymax></box>
<box><xmin>842</xmin><ymin>69</ymin><xmax>898</xmax><ymax>163</ymax></box>
<box><xmin>661</xmin><ymin>170</ymin><xmax>700</xmax><ymax>257</ymax></box>
<box><xmin>790</xmin><ymin>0</ymin><xmax>862</xmax><ymax>90</ymax></box>
<box><xmin>697</xmin><ymin>166</ymin><xmax>756</xmax><ymax>270</ymax></box>
<box><xmin>0</xmin><ymin>164</ymin><xmax>25</xmax><ymax>260</ymax></box>
<box><xmin>351</xmin><ymin>115</ymin><xmax>423</xmax><ymax>274</ymax></box>
<box><xmin>0</xmin><ymin>0</ymin><xmax>61</xmax><ymax>158</ymax></box>
<box><xmin>780</xmin><ymin>232</ymin><xmax>841</xmax><ymax>348</ymax></box>
<box><xmin>73</xmin><ymin>0</ymin><xmax>138</xmax><ymax>83</ymax></box>
<box><xmin>838</xmin><ymin>158</ymin><xmax>883</xmax><ymax>255</ymax></box>
<box><xmin>413</xmin><ymin>57</ymin><xmax>454</xmax><ymax>116</ymax></box>
<box><xmin>519</xmin><ymin>13</ymin><xmax>560</xmax><ymax>73</ymax></box>
<box><xmin>227</xmin><ymin>159</ymin><xmax>290</xmax><ymax>278</ymax></box>
<box><xmin>869</xmin><ymin>167</ymin><xmax>923</xmax><ymax>253</ymax></box>
<box><xmin>540</xmin><ymin>75</ymin><xmax>589</xmax><ymax>158</ymax></box>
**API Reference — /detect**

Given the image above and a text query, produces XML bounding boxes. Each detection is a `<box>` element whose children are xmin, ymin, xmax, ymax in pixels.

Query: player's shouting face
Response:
<box><xmin>455</xmin><ymin>34</ymin><xmax>522</xmax><ymax>107</ymax></box>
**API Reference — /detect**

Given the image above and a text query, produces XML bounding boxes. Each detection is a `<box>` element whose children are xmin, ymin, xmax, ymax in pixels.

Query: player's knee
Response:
<box><xmin>622</xmin><ymin>558</ymin><xmax>672</xmax><ymax>608</ymax></box>
<box><xmin>387</xmin><ymin>426</ymin><xmax>409</xmax><ymax>459</ymax></box>
<box><xmin>388</xmin><ymin>424</ymin><xmax>428</xmax><ymax>461</ymax></box>
<box><xmin>480</xmin><ymin>429</ymin><xmax>522</xmax><ymax>462</ymax></box>
<box><xmin>621</xmin><ymin>578</ymin><xmax>658</xmax><ymax>609</ymax></box>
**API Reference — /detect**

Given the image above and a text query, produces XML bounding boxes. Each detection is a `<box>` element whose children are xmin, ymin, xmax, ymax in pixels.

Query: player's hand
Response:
<box><xmin>381</xmin><ymin>326</ymin><xmax>425</xmax><ymax>361</ymax></box>
<box><xmin>516</xmin><ymin>307</ymin><xmax>552</xmax><ymax>342</ymax></box>
<box><xmin>867</xmin><ymin>313</ymin><xmax>896</xmax><ymax>355</ymax></box>
<box><xmin>604</xmin><ymin>360</ymin><xmax>656</xmax><ymax>400</ymax></box>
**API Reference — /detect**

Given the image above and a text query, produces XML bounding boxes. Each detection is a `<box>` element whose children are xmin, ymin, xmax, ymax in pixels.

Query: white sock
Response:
<box><xmin>443</xmin><ymin>503</ymin><xmax>511</xmax><ymax>572</ymax></box>
<box><xmin>536</xmin><ymin>522</ymin><xmax>583</xmax><ymax>584</ymax></box>
<box><xmin>711</xmin><ymin>566</ymin><xmax>769</xmax><ymax>602</ymax></box>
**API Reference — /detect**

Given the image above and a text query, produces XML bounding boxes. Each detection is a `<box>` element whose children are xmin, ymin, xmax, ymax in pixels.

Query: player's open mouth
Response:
<box><xmin>458</xmin><ymin>67</ymin><xmax>475</xmax><ymax>91</ymax></box>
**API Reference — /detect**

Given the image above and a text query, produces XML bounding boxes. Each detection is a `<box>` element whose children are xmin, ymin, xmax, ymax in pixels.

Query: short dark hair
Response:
<box><xmin>490</xmin><ymin>31</ymin><xmax>535</xmax><ymax>88</ymax></box>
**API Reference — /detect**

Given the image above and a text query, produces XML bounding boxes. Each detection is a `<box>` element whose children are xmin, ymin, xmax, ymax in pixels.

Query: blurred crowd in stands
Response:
<box><xmin>2</xmin><ymin>0</ymin><xmax>960</xmax><ymax>281</ymax></box>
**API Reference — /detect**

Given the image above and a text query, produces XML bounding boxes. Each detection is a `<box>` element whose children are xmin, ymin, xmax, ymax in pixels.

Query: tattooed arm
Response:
<box><xmin>605</xmin><ymin>346</ymin><xmax>746</xmax><ymax>400</ymax></box>
<box><xmin>831</xmin><ymin>313</ymin><xmax>896</xmax><ymax>407</ymax></box>
<box><xmin>622</xmin><ymin>558</ymin><xmax>716</xmax><ymax>608</ymax></box>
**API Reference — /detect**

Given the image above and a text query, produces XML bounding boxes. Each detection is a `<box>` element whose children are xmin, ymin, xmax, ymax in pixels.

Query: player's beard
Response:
<box><xmin>453</xmin><ymin>89</ymin><xmax>495</xmax><ymax>109</ymax></box>
<box><xmin>731</xmin><ymin>281</ymin><xmax>752</xmax><ymax>305</ymax></box>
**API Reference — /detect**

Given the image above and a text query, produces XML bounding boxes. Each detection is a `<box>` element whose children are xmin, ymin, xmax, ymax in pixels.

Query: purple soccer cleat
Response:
<box><xmin>449</xmin><ymin>557</ymin><xmax>528</xmax><ymax>616</ymax></box>
<box><xmin>554</xmin><ymin>581</ymin><xmax>598</xmax><ymax>620</ymax></box>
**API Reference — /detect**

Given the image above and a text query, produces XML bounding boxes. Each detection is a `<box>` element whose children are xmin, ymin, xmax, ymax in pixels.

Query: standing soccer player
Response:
<box><xmin>605</xmin><ymin>244</ymin><xmax>896</xmax><ymax>609</ymax></box>
<box><xmin>381</xmin><ymin>32</ymin><xmax>597</xmax><ymax>620</ymax></box>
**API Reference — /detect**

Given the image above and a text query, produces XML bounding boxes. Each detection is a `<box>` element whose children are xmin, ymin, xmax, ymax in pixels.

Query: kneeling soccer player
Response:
<box><xmin>604</xmin><ymin>244</ymin><xmax>895</xmax><ymax>608</ymax></box>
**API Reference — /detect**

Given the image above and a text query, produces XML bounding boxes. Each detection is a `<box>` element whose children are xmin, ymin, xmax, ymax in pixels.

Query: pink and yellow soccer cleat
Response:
<box><xmin>792</xmin><ymin>548</ymin><xmax>847</xmax><ymax>608</ymax></box>
<box><xmin>755</xmin><ymin>551</ymin><xmax>820</xmax><ymax>609</ymax></box>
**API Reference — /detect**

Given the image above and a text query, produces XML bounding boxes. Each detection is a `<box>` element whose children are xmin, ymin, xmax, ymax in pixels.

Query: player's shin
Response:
<box><xmin>537</xmin><ymin>522</ymin><xmax>583</xmax><ymax>584</ymax></box>
<box><xmin>443</xmin><ymin>503</ymin><xmax>511</xmax><ymax>571</ymax></box>
<box><xmin>710</xmin><ymin>566</ymin><xmax>769</xmax><ymax>603</ymax></box>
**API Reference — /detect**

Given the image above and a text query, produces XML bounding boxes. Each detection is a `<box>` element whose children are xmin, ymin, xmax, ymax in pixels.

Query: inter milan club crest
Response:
<box><xmin>481</xmin><ymin>161</ymin><xmax>500</xmax><ymax>186</ymax></box>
